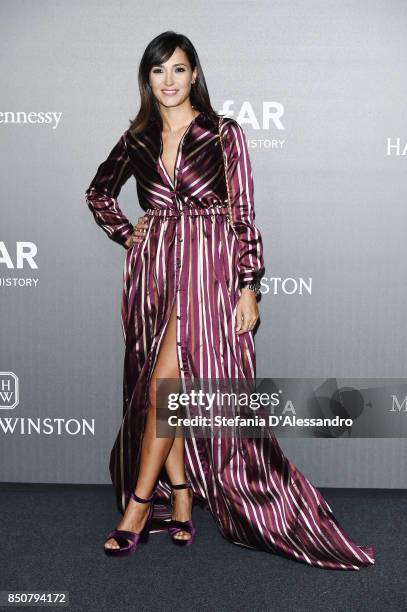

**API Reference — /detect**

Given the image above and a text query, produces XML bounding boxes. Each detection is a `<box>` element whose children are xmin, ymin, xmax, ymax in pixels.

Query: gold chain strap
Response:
<box><xmin>218</xmin><ymin>116</ymin><xmax>234</xmax><ymax>229</ymax></box>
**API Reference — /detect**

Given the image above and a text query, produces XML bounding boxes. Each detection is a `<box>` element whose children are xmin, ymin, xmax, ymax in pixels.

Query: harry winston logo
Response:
<box><xmin>386</xmin><ymin>138</ymin><xmax>407</xmax><ymax>155</ymax></box>
<box><xmin>0</xmin><ymin>372</ymin><xmax>19</xmax><ymax>409</ymax></box>
<box><xmin>0</xmin><ymin>373</ymin><xmax>96</xmax><ymax>436</ymax></box>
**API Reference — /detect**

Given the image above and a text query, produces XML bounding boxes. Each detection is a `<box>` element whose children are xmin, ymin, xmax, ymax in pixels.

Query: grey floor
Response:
<box><xmin>0</xmin><ymin>483</ymin><xmax>405</xmax><ymax>612</ymax></box>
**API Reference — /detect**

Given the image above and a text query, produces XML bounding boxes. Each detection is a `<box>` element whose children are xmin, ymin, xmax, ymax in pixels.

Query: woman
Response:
<box><xmin>85</xmin><ymin>31</ymin><xmax>375</xmax><ymax>569</ymax></box>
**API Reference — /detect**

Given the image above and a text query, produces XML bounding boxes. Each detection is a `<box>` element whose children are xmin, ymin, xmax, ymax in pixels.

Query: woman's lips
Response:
<box><xmin>162</xmin><ymin>90</ymin><xmax>179</xmax><ymax>96</ymax></box>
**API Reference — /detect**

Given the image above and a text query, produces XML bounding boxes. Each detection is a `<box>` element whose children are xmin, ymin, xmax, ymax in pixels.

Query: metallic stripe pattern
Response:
<box><xmin>85</xmin><ymin>112</ymin><xmax>375</xmax><ymax>570</ymax></box>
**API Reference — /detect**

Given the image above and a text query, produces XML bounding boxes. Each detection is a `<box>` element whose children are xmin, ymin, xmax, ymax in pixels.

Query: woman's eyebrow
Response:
<box><xmin>152</xmin><ymin>62</ymin><xmax>188</xmax><ymax>67</ymax></box>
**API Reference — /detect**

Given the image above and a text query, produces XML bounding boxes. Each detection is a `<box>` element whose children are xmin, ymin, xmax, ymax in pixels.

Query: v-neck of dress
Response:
<box><xmin>159</xmin><ymin>112</ymin><xmax>202</xmax><ymax>189</ymax></box>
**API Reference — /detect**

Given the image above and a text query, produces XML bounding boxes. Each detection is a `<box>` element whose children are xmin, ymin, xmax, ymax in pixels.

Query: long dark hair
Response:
<box><xmin>128</xmin><ymin>31</ymin><xmax>219</xmax><ymax>135</ymax></box>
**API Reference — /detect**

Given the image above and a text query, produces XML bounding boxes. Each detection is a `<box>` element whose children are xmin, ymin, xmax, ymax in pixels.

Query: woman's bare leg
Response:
<box><xmin>105</xmin><ymin>303</ymin><xmax>183</xmax><ymax>549</ymax></box>
<box><xmin>164</xmin><ymin>261</ymin><xmax>196</xmax><ymax>541</ymax></box>
<box><xmin>164</xmin><ymin>436</ymin><xmax>194</xmax><ymax>541</ymax></box>
<box><xmin>162</xmin><ymin>298</ymin><xmax>193</xmax><ymax>541</ymax></box>
<box><xmin>165</xmin><ymin>436</ymin><xmax>187</xmax><ymax>484</ymax></box>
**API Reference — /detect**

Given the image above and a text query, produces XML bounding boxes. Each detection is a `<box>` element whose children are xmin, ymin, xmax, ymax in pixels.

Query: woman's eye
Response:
<box><xmin>151</xmin><ymin>67</ymin><xmax>186</xmax><ymax>74</ymax></box>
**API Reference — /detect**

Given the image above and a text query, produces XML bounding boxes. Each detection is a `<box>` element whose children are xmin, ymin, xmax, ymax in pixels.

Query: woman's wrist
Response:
<box><xmin>240</xmin><ymin>280</ymin><xmax>261</xmax><ymax>296</ymax></box>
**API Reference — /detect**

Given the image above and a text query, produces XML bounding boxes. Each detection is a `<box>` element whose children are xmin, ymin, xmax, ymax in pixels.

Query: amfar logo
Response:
<box><xmin>0</xmin><ymin>372</ymin><xmax>19</xmax><ymax>409</ymax></box>
<box><xmin>219</xmin><ymin>101</ymin><xmax>286</xmax><ymax>150</ymax></box>
<box><xmin>0</xmin><ymin>372</ymin><xmax>95</xmax><ymax>435</ymax></box>
<box><xmin>0</xmin><ymin>111</ymin><xmax>62</xmax><ymax>130</ymax></box>
<box><xmin>0</xmin><ymin>241</ymin><xmax>39</xmax><ymax>287</ymax></box>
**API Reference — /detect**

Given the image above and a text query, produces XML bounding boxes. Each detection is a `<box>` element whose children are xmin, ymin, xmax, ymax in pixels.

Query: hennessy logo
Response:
<box><xmin>0</xmin><ymin>111</ymin><xmax>62</xmax><ymax>129</ymax></box>
<box><xmin>0</xmin><ymin>372</ymin><xmax>19</xmax><ymax>409</ymax></box>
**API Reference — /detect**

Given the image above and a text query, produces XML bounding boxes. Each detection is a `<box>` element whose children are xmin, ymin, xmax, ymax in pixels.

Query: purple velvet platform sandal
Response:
<box><xmin>103</xmin><ymin>490</ymin><xmax>155</xmax><ymax>557</ymax></box>
<box><xmin>168</xmin><ymin>481</ymin><xmax>196</xmax><ymax>547</ymax></box>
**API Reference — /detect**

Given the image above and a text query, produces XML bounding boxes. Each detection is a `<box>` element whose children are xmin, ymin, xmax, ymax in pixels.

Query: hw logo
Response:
<box><xmin>0</xmin><ymin>372</ymin><xmax>19</xmax><ymax>409</ymax></box>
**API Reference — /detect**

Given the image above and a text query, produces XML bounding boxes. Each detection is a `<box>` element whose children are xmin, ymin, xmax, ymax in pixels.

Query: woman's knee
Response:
<box><xmin>148</xmin><ymin>323</ymin><xmax>181</xmax><ymax>412</ymax></box>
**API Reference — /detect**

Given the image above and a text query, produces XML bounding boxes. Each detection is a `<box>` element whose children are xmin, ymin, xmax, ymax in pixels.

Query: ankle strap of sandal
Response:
<box><xmin>131</xmin><ymin>489</ymin><xmax>156</xmax><ymax>503</ymax></box>
<box><xmin>170</xmin><ymin>481</ymin><xmax>192</xmax><ymax>490</ymax></box>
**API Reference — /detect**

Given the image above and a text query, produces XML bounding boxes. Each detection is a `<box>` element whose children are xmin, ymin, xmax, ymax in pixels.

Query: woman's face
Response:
<box><xmin>149</xmin><ymin>47</ymin><xmax>198</xmax><ymax>111</ymax></box>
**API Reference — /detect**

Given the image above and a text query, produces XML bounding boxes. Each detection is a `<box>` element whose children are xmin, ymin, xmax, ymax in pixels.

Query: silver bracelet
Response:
<box><xmin>242</xmin><ymin>280</ymin><xmax>261</xmax><ymax>296</ymax></box>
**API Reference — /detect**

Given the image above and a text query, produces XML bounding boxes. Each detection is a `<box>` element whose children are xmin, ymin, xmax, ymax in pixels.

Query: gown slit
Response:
<box><xmin>85</xmin><ymin>110</ymin><xmax>376</xmax><ymax>570</ymax></box>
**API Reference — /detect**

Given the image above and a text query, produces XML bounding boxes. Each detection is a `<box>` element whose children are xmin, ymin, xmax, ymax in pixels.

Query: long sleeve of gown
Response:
<box><xmin>85</xmin><ymin>131</ymin><xmax>135</xmax><ymax>247</ymax></box>
<box><xmin>222</xmin><ymin>119</ymin><xmax>266</xmax><ymax>289</ymax></box>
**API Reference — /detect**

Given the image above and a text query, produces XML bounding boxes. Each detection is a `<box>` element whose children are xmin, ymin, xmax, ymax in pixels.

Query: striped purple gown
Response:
<box><xmin>85</xmin><ymin>111</ymin><xmax>375</xmax><ymax>570</ymax></box>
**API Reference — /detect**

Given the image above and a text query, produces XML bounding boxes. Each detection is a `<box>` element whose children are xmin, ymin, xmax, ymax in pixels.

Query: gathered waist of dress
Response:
<box><xmin>145</xmin><ymin>205</ymin><xmax>229</xmax><ymax>218</ymax></box>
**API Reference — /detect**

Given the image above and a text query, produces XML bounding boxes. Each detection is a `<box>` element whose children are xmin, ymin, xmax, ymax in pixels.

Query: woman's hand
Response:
<box><xmin>235</xmin><ymin>288</ymin><xmax>260</xmax><ymax>334</ymax></box>
<box><xmin>124</xmin><ymin>215</ymin><xmax>149</xmax><ymax>249</ymax></box>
